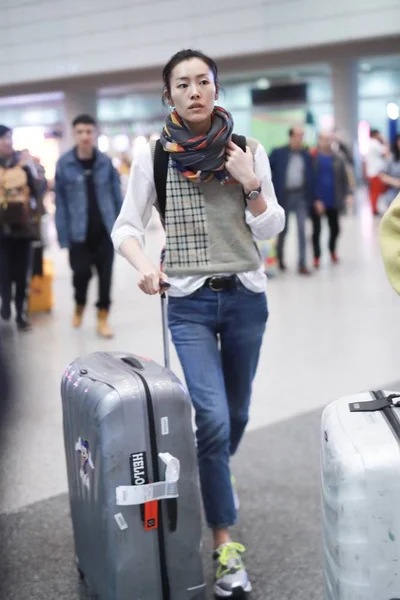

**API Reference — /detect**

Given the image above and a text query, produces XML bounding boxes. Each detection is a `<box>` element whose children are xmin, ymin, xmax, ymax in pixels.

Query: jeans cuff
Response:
<box><xmin>207</xmin><ymin>519</ymin><xmax>237</xmax><ymax>530</ymax></box>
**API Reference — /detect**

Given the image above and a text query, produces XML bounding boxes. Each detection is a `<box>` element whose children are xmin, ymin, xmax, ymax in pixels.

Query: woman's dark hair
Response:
<box><xmin>162</xmin><ymin>49</ymin><xmax>219</xmax><ymax>104</ymax></box>
<box><xmin>392</xmin><ymin>134</ymin><xmax>400</xmax><ymax>162</ymax></box>
<box><xmin>0</xmin><ymin>124</ymin><xmax>12</xmax><ymax>138</ymax></box>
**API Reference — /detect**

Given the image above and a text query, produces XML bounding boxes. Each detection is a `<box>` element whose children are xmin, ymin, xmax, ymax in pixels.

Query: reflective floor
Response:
<box><xmin>0</xmin><ymin>189</ymin><xmax>398</xmax><ymax>598</ymax></box>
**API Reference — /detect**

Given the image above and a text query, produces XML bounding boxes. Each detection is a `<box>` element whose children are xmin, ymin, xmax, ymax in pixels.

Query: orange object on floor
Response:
<box><xmin>368</xmin><ymin>176</ymin><xmax>386</xmax><ymax>214</ymax></box>
<box><xmin>28</xmin><ymin>257</ymin><xmax>54</xmax><ymax>313</ymax></box>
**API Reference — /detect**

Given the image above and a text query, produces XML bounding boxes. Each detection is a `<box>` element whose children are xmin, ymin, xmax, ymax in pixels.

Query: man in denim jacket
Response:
<box><xmin>55</xmin><ymin>114</ymin><xmax>123</xmax><ymax>338</ymax></box>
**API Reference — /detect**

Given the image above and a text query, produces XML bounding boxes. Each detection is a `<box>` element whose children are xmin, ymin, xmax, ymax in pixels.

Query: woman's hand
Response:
<box><xmin>138</xmin><ymin>269</ymin><xmax>169</xmax><ymax>295</ymax></box>
<box><xmin>225</xmin><ymin>141</ymin><xmax>258</xmax><ymax>190</ymax></box>
<box><xmin>314</xmin><ymin>200</ymin><xmax>325</xmax><ymax>216</ymax></box>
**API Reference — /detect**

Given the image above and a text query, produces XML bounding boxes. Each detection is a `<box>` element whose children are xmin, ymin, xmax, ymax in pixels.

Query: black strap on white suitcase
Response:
<box><xmin>350</xmin><ymin>390</ymin><xmax>400</xmax><ymax>438</ymax></box>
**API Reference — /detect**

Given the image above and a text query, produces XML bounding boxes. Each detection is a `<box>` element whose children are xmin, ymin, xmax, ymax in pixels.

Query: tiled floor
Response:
<box><xmin>1</xmin><ymin>191</ymin><xmax>399</xmax><ymax>515</ymax></box>
<box><xmin>0</xmin><ymin>408</ymin><xmax>325</xmax><ymax>600</ymax></box>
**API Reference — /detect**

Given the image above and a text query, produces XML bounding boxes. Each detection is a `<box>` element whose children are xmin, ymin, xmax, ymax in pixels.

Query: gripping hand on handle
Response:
<box><xmin>118</xmin><ymin>238</ymin><xmax>170</xmax><ymax>295</ymax></box>
<box><xmin>138</xmin><ymin>269</ymin><xmax>169</xmax><ymax>295</ymax></box>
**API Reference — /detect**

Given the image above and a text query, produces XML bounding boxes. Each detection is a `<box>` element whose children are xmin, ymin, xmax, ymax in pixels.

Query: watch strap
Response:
<box><xmin>245</xmin><ymin>185</ymin><xmax>262</xmax><ymax>200</ymax></box>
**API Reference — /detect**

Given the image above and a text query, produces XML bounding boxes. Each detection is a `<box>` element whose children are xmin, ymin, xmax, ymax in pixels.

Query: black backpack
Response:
<box><xmin>153</xmin><ymin>134</ymin><xmax>247</xmax><ymax>221</ymax></box>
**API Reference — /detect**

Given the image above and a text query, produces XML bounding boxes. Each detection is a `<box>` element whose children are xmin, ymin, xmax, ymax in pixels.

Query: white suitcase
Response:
<box><xmin>321</xmin><ymin>389</ymin><xmax>400</xmax><ymax>600</ymax></box>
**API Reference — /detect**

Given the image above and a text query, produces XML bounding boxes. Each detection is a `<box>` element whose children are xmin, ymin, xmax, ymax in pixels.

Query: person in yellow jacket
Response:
<box><xmin>379</xmin><ymin>192</ymin><xmax>400</xmax><ymax>295</ymax></box>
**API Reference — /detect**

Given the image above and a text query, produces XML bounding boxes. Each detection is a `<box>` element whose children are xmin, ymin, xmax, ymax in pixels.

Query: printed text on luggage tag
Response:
<box><xmin>129</xmin><ymin>451</ymin><xmax>159</xmax><ymax>531</ymax></box>
<box><xmin>130</xmin><ymin>452</ymin><xmax>148</xmax><ymax>486</ymax></box>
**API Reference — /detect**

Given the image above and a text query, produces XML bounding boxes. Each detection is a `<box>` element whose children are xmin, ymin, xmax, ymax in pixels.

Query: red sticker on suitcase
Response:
<box><xmin>144</xmin><ymin>500</ymin><xmax>159</xmax><ymax>530</ymax></box>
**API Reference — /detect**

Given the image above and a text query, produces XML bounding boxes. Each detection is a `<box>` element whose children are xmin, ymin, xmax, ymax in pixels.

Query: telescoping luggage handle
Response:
<box><xmin>159</xmin><ymin>281</ymin><xmax>178</xmax><ymax>532</ymax></box>
<box><xmin>160</xmin><ymin>282</ymin><xmax>170</xmax><ymax>370</ymax></box>
<box><xmin>120</xmin><ymin>281</ymin><xmax>170</xmax><ymax>370</ymax></box>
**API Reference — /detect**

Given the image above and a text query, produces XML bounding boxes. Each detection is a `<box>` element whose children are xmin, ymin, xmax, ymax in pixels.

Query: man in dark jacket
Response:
<box><xmin>269</xmin><ymin>126</ymin><xmax>316</xmax><ymax>274</ymax></box>
<box><xmin>0</xmin><ymin>125</ymin><xmax>41</xmax><ymax>331</ymax></box>
<box><xmin>55</xmin><ymin>114</ymin><xmax>123</xmax><ymax>338</ymax></box>
<box><xmin>311</xmin><ymin>131</ymin><xmax>349</xmax><ymax>268</ymax></box>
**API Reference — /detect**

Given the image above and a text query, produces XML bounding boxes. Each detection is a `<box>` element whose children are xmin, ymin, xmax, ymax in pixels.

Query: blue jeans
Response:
<box><xmin>168</xmin><ymin>280</ymin><xmax>268</xmax><ymax>528</ymax></box>
<box><xmin>277</xmin><ymin>190</ymin><xmax>308</xmax><ymax>268</ymax></box>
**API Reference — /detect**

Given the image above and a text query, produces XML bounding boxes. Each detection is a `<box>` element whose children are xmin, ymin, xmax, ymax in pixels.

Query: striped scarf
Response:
<box><xmin>159</xmin><ymin>106</ymin><xmax>235</xmax><ymax>183</ymax></box>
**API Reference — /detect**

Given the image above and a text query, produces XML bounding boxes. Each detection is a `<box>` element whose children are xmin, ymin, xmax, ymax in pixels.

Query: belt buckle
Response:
<box><xmin>209</xmin><ymin>277</ymin><xmax>224</xmax><ymax>292</ymax></box>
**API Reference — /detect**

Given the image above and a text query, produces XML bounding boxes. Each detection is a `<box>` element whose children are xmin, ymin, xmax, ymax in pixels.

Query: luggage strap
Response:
<box><xmin>350</xmin><ymin>390</ymin><xmax>400</xmax><ymax>441</ymax></box>
<box><xmin>116</xmin><ymin>481</ymin><xmax>178</xmax><ymax>506</ymax></box>
<box><xmin>349</xmin><ymin>391</ymin><xmax>400</xmax><ymax>412</ymax></box>
<box><xmin>116</xmin><ymin>452</ymin><xmax>180</xmax><ymax>506</ymax></box>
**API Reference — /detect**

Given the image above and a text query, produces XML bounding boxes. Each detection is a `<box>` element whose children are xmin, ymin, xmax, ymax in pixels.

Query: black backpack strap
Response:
<box><xmin>231</xmin><ymin>134</ymin><xmax>248</xmax><ymax>204</ymax></box>
<box><xmin>153</xmin><ymin>139</ymin><xmax>169</xmax><ymax>221</ymax></box>
<box><xmin>153</xmin><ymin>134</ymin><xmax>246</xmax><ymax>220</ymax></box>
<box><xmin>231</xmin><ymin>133</ymin><xmax>246</xmax><ymax>152</ymax></box>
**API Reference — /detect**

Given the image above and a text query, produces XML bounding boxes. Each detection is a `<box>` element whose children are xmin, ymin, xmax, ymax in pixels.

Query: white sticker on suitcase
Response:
<box><xmin>114</xmin><ymin>513</ymin><xmax>128</xmax><ymax>531</ymax></box>
<box><xmin>116</xmin><ymin>481</ymin><xmax>178</xmax><ymax>506</ymax></box>
<box><xmin>161</xmin><ymin>417</ymin><xmax>169</xmax><ymax>436</ymax></box>
<box><xmin>75</xmin><ymin>437</ymin><xmax>94</xmax><ymax>490</ymax></box>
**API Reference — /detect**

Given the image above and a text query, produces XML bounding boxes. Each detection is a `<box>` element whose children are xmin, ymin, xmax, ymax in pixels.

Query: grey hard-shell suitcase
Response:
<box><xmin>61</xmin><ymin>293</ymin><xmax>205</xmax><ymax>600</ymax></box>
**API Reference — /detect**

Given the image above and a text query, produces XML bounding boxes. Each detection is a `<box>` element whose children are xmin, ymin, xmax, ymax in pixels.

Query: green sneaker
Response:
<box><xmin>213</xmin><ymin>542</ymin><xmax>252</xmax><ymax>598</ymax></box>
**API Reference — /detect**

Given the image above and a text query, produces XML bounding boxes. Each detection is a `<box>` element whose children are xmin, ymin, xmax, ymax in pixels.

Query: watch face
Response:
<box><xmin>248</xmin><ymin>190</ymin><xmax>259</xmax><ymax>201</ymax></box>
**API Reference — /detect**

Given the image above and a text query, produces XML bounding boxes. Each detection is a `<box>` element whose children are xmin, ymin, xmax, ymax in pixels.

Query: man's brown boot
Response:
<box><xmin>97</xmin><ymin>309</ymin><xmax>114</xmax><ymax>339</ymax></box>
<box><xmin>72</xmin><ymin>305</ymin><xmax>85</xmax><ymax>328</ymax></box>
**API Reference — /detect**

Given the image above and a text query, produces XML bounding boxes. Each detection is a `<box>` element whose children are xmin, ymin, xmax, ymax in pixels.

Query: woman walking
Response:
<box><xmin>112</xmin><ymin>49</ymin><xmax>285</xmax><ymax>597</ymax></box>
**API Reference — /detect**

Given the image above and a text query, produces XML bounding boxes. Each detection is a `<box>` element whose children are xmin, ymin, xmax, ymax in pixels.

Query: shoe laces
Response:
<box><xmin>215</xmin><ymin>542</ymin><xmax>246</xmax><ymax>578</ymax></box>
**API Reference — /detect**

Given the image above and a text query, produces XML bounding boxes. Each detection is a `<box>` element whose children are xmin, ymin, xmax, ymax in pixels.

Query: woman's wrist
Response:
<box><xmin>242</xmin><ymin>174</ymin><xmax>260</xmax><ymax>193</ymax></box>
<box><xmin>120</xmin><ymin>237</ymin><xmax>157</xmax><ymax>273</ymax></box>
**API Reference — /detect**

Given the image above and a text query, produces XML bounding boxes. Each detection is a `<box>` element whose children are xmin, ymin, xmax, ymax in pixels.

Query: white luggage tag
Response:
<box><xmin>158</xmin><ymin>452</ymin><xmax>180</xmax><ymax>483</ymax></box>
<box><xmin>116</xmin><ymin>453</ymin><xmax>180</xmax><ymax>506</ymax></box>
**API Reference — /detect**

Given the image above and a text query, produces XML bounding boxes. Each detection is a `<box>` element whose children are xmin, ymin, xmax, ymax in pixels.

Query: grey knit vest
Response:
<box><xmin>152</xmin><ymin>137</ymin><xmax>262</xmax><ymax>277</ymax></box>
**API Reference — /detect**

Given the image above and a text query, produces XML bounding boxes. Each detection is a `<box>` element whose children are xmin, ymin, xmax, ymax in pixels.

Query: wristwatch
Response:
<box><xmin>245</xmin><ymin>185</ymin><xmax>262</xmax><ymax>201</ymax></box>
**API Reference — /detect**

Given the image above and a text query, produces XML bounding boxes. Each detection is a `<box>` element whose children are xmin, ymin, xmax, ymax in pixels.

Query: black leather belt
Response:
<box><xmin>204</xmin><ymin>276</ymin><xmax>237</xmax><ymax>292</ymax></box>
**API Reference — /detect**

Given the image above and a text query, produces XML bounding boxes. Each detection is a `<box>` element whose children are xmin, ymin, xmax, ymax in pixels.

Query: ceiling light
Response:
<box><xmin>387</xmin><ymin>102</ymin><xmax>399</xmax><ymax>120</ymax></box>
<box><xmin>256</xmin><ymin>78</ymin><xmax>270</xmax><ymax>90</ymax></box>
<box><xmin>360</xmin><ymin>63</ymin><xmax>371</xmax><ymax>72</ymax></box>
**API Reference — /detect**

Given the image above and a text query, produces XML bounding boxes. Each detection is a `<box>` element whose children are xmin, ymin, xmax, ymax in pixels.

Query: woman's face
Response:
<box><xmin>168</xmin><ymin>58</ymin><xmax>218</xmax><ymax>132</ymax></box>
